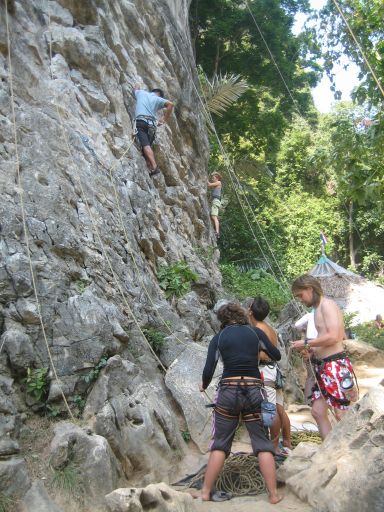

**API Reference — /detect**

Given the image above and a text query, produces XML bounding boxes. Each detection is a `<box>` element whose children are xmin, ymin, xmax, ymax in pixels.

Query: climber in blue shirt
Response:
<box><xmin>133</xmin><ymin>85</ymin><xmax>174</xmax><ymax>177</ymax></box>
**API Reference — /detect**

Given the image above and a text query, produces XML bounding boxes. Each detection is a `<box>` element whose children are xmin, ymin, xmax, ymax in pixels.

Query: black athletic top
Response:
<box><xmin>202</xmin><ymin>324</ymin><xmax>281</xmax><ymax>389</ymax></box>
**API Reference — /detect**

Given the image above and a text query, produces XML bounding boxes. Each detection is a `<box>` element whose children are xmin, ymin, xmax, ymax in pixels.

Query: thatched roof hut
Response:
<box><xmin>309</xmin><ymin>255</ymin><xmax>384</xmax><ymax>324</ymax></box>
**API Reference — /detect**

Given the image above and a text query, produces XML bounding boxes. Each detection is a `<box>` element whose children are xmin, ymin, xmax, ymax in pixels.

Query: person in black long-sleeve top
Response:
<box><xmin>194</xmin><ymin>303</ymin><xmax>282</xmax><ymax>504</ymax></box>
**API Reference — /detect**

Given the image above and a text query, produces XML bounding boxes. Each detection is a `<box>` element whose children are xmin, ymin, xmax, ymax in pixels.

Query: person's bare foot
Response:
<box><xmin>276</xmin><ymin>447</ymin><xmax>291</xmax><ymax>457</ymax></box>
<box><xmin>269</xmin><ymin>494</ymin><xmax>283</xmax><ymax>504</ymax></box>
<box><xmin>189</xmin><ymin>489</ymin><xmax>210</xmax><ymax>501</ymax></box>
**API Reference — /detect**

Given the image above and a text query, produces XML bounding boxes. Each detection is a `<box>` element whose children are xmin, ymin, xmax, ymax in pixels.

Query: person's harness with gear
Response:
<box><xmin>214</xmin><ymin>377</ymin><xmax>264</xmax><ymax>423</ymax></box>
<box><xmin>135</xmin><ymin>115</ymin><xmax>157</xmax><ymax>148</ymax></box>
<box><xmin>310</xmin><ymin>351</ymin><xmax>356</xmax><ymax>407</ymax></box>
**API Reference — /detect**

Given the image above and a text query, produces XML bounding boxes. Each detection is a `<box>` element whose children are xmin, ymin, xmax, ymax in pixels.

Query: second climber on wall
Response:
<box><xmin>133</xmin><ymin>85</ymin><xmax>174</xmax><ymax>177</ymax></box>
<box><xmin>208</xmin><ymin>172</ymin><xmax>223</xmax><ymax>239</ymax></box>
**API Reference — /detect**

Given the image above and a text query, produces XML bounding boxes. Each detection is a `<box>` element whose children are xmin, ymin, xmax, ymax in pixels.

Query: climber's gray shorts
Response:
<box><xmin>136</xmin><ymin>119</ymin><xmax>156</xmax><ymax>147</ymax></box>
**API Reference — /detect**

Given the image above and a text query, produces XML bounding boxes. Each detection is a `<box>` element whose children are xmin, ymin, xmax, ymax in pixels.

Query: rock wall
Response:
<box><xmin>278</xmin><ymin>385</ymin><xmax>384</xmax><ymax>512</ymax></box>
<box><xmin>0</xmin><ymin>0</ymin><xmax>221</xmax><ymax>507</ymax></box>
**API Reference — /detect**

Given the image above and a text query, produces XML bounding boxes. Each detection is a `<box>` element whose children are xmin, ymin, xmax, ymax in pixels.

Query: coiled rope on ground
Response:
<box><xmin>184</xmin><ymin>453</ymin><xmax>267</xmax><ymax>496</ymax></box>
<box><xmin>183</xmin><ymin>426</ymin><xmax>321</xmax><ymax>497</ymax></box>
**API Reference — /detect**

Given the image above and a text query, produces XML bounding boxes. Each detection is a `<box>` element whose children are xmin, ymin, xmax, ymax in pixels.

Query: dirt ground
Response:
<box><xmin>189</xmin><ymin>490</ymin><xmax>313</xmax><ymax>512</ymax></box>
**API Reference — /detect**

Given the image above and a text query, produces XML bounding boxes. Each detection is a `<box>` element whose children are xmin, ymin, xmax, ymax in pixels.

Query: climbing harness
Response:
<box><xmin>135</xmin><ymin>117</ymin><xmax>157</xmax><ymax>147</ymax></box>
<box><xmin>215</xmin><ymin>377</ymin><xmax>264</xmax><ymax>424</ymax></box>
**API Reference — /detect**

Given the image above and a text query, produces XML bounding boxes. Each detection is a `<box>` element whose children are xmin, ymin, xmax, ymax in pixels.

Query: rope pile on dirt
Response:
<box><xmin>216</xmin><ymin>454</ymin><xmax>266</xmax><ymax>496</ymax></box>
<box><xmin>291</xmin><ymin>429</ymin><xmax>322</xmax><ymax>448</ymax></box>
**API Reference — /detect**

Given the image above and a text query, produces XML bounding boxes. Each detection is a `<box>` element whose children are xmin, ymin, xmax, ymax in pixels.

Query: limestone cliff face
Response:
<box><xmin>0</xmin><ymin>0</ymin><xmax>220</xmax><ymax>502</ymax></box>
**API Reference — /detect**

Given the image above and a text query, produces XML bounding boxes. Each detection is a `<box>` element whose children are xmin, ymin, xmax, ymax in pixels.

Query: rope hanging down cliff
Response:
<box><xmin>4</xmin><ymin>0</ymin><xmax>75</xmax><ymax>420</ymax></box>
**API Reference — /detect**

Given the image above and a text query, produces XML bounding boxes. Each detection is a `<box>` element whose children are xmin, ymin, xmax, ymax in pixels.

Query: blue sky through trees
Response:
<box><xmin>294</xmin><ymin>0</ymin><xmax>360</xmax><ymax>112</ymax></box>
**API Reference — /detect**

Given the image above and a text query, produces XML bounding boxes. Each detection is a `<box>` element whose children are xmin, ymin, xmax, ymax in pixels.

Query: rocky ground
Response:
<box><xmin>171</xmin><ymin>338</ymin><xmax>384</xmax><ymax>512</ymax></box>
<box><xmin>4</xmin><ymin>338</ymin><xmax>383</xmax><ymax>511</ymax></box>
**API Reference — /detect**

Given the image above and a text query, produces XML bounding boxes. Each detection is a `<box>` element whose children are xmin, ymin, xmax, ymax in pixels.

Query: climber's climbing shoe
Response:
<box><xmin>149</xmin><ymin>168</ymin><xmax>161</xmax><ymax>177</ymax></box>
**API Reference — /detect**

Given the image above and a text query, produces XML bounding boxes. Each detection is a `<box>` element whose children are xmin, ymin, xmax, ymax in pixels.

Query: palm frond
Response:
<box><xmin>201</xmin><ymin>73</ymin><xmax>249</xmax><ymax>117</ymax></box>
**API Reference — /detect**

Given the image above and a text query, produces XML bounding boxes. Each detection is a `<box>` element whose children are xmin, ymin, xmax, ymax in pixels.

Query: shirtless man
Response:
<box><xmin>249</xmin><ymin>296</ymin><xmax>292</xmax><ymax>454</ymax></box>
<box><xmin>291</xmin><ymin>274</ymin><xmax>357</xmax><ymax>439</ymax></box>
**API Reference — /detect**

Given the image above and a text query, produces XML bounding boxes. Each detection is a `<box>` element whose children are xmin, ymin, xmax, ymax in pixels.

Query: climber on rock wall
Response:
<box><xmin>207</xmin><ymin>172</ymin><xmax>222</xmax><ymax>239</ymax></box>
<box><xmin>133</xmin><ymin>85</ymin><xmax>174</xmax><ymax>177</ymax></box>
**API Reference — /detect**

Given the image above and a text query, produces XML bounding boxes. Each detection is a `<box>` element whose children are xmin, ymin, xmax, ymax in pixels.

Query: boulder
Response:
<box><xmin>83</xmin><ymin>356</ymin><xmax>184</xmax><ymax>485</ymax></box>
<box><xmin>165</xmin><ymin>344</ymin><xmax>221</xmax><ymax>452</ymax></box>
<box><xmin>158</xmin><ymin>333</ymin><xmax>193</xmax><ymax>368</ymax></box>
<box><xmin>0</xmin><ymin>438</ymin><xmax>20</xmax><ymax>457</ymax></box>
<box><xmin>276</xmin><ymin>442</ymin><xmax>319</xmax><ymax>483</ymax></box>
<box><xmin>176</xmin><ymin>292</ymin><xmax>214</xmax><ymax>341</ymax></box>
<box><xmin>21</xmin><ymin>481</ymin><xmax>64</xmax><ymax>512</ymax></box>
<box><xmin>105</xmin><ymin>482</ymin><xmax>196</xmax><ymax>512</ymax></box>
<box><xmin>0</xmin><ymin>374</ymin><xmax>21</xmax><ymax>438</ymax></box>
<box><xmin>0</xmin><ymin>323</ymin><xmax>37</xmax><ymax>373</ymax></box>
<box><xmin>0</xmin><ymin>458</ymin><xmax>30</xmax><ymax>501</ymax></box>
<box><xmin>283</xmin><ymin>386</ymin><xmax>384</xmax><ymax>512</ymax></box>
<box><xmin>344</xmin><ymin>339</ymin><xmax>384</xmax><ymax>367</ymax></box>
<box><xmin>49</xmin><ymin>422</ymin><xmax>122</xmax><ymax>505</ymax></box>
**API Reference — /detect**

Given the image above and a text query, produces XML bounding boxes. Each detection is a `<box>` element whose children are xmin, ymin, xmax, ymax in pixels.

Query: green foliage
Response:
<box><xmin>23</xmin><ymin>367</ymin><xmax>49</xmax><ymax>402</ymax></box>
<box><xmin>275</xmin><ymin>115</ymin><xmax>327</xmax><ymax>194</ymax></box>
<box><xmin>0</xmin><ymin>493</ymin><xmax>14</xmax><ymax>512</ymax></box>
<box><xmin>157</xmin><ymin>261</ymin><xmax>198</xmax><ymax>299</ymax></box>
<box><xmin>343</xmin><ymin>312</ymin><xmax>358</xmax><ymax>330</ymax></box>
<box><xmin>194</xmin><ymin>245</ymin><xmax>215</xmax><ymax>265</ymax></box>
<box><xmin>73</xmin><ymin>394</ymin><xmax>86</xmax><ymax>414</ymax></box>
<box><xmin>220</xmin><ymin>263</ymin><xmax>289</xmax><ymax>314</ymax></box>
<box><xmin>352</xmin><ymin>323</ymin><xmax>384</xmax><ymax>351</ymax></box>
<box><xmin>142</xmin><ymin>327</ymin><xmax>166</xmax><ymax>354</ymax></box>
<box><xmin>181</xmin><ymin>430</ymin><xmax>191</xmax><ymax>443</ymax></box>
<box><xmin>199</xmin><ymin>70</ymin><xmax>249</xmax><ymax>129</ymax></box>
<box><xmin>220</xmin><ymin>176</ymin><xmax>343</xmax><ymax>280</ymax></box>
<box><xmin>76</xmin><ymin>279</ymin><xmax>88</xmax><ymax>294</ymax></box>
<box><xmin>51</xmin><ymin>461</ymin><xmax>83</xmax><ymax>497</ymax></box>
<box><xmin>318</xmin><ymin>1</ymin><xmax>384</xmax><ymax>105</ymax></box>
<box><xmin>324</xmin><ymin>104</ymin><xmax>383</xmax><ymax>205</ymax></box>
<box><xmin>82</xmin><ymin>356</ymin><xmax>108</xmax><ymax>384</ymax></box>
<box><xmin>360</xmin><ymin>252</ymin><xmax>384</xmax><ymax>278</ymax></box>
<box><xmin>190</xmin><ymin>2</ymin><xmax>384</xmax><ymax>285</ymax></box>
<box><xmin>190</xmin><ymin>0</ymin><xmax>319</xmax><ymax>164</ymax></box>
<box><xmin>46</xmin><ymin>404</ymin><xmax>62</xmax><ymax>418</ymax></box>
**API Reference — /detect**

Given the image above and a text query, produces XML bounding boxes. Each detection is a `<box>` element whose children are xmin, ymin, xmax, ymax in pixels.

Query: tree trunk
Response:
<box><xmin>213</xmin><ymin>3</ymin><xmax>223</xmax><ymax>75</ymax></box>
<box><xmin>213</xmin><ymin>39</ymin><xmax>220</xmax><ymax>76</ymax></box>
<box><xmin>348</xmin><ymin>201</ymin><xmax>356</xmax><ymax>267</ymax></box>
<box><xmin>190</xmin><ymin>0</ymin><xmax>199</xmax><ymax>59</ymax></box>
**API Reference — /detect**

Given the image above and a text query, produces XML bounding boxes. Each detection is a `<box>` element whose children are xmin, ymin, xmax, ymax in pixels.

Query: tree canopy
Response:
<box><xmin>190</xmin><ymin>0</ymin><xmax>384</xmax><ymax>290</ymax></box>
